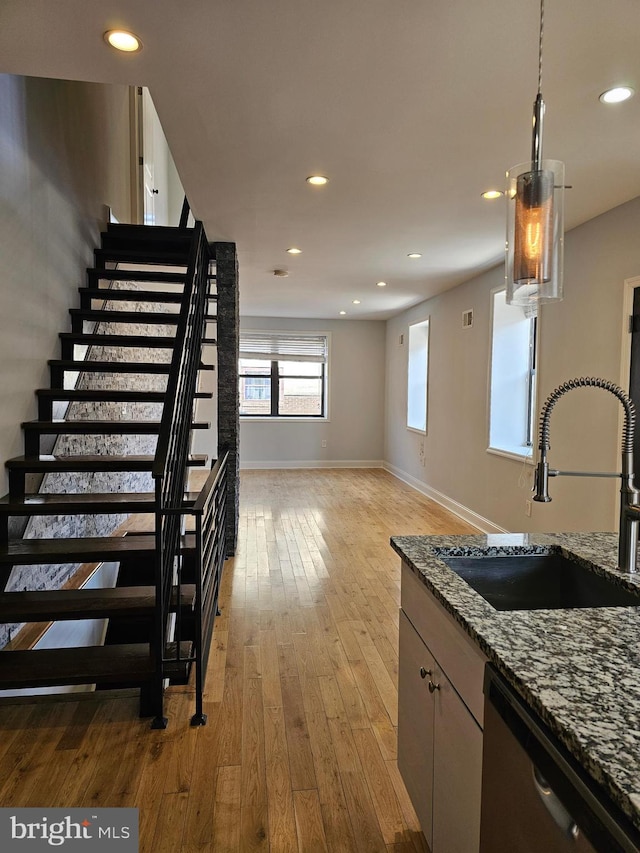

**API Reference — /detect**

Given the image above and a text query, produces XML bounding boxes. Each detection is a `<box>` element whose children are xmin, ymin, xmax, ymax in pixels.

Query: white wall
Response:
<box><xmin>240</xmin><ymin>317</ymin><xmax>385</xmax><ymax>467</ymax></box>
<box><xmin>0</xmin><ymin>74</ymin><xmax>133</xmax><ymax>494</ymax></box>
<box><xmin>385</xmin><ymin>195</ymin><xmax>640</xmax><ymax>534</ymax></box>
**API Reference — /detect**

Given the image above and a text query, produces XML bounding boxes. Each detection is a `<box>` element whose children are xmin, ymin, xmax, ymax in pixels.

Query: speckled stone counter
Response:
<box><xmin>391</xmin><ymin>532</ymin><xmax>640</xmax><ymax>834</ymax></box>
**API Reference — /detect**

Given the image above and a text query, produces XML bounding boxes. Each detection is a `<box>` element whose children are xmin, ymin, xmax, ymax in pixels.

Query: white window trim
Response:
<box><xmin>486</xmin><ymin>286</ymin><xmax>537</xmax><ymax>461</ymax></box>
<box><xmin>406</xmin><ymin>316</ymin><xmax>430</xmax><ymax>435</ymax></box>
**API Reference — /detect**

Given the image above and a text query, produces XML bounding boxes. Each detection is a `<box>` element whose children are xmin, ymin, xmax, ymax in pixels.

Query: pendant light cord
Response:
<box><xmin>531</xmin><ymin>0</ymin><xmax>545</xmax><ymax>168</ymax></box>
<box><xmin>538</xmin><ymin>0</ymin><xmax>544</xmax><ymax>96</ymax></box>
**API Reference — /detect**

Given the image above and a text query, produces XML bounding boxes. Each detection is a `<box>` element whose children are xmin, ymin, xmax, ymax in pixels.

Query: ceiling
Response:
<box><xmin>1</xmin><ymin>0</ymin><xmax>639</xmax><ymax>320</ymax></box>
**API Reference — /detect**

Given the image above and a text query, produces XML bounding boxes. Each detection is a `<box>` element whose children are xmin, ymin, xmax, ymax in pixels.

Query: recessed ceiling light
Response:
<box><xmin>376</xmin><ymin>281</ymin><xmax>387</xmax><ymax>287</ymax></box>
<box><xmin>104</xmin><ymin>30</ymin><xmax>142</xmax><ymax>52</ymax></box>
<box><xmin>481</xmin><ymin>190</ymin><xmax>503</xmax><ymax>199</ymax></box>
<box><xmin>339</xmin><ymin>310</ymin><xmax>347</xmax><ymax>315</ymax></box>
<box><xmin>352</xmin><ymin>299</ymin><xmax>361</xmax><ymax>305</ymax></box>
<box><xmin>407</xmin><ymin>253</ymin><xmax>422</xmax><ymax>259</ymax></box>
<box><xmin>306</xmin><ymin>175</ymin><xmax>328</xmax><ymax>186</ymax></box>
<box><xmin>287</xmin><ymin>247</ymin><xmax>302</xmax><ymax>254</ymax></box>
<box><xmin>599</xmin><ymin>86</ymin><xmax>634</xmax><ymax>104</ymax></box>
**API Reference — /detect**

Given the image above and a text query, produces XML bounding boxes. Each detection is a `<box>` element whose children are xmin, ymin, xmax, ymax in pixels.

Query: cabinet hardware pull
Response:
<box><xmin>428</xmin><ymin>680</ymin><xmax>440</xmax><ymax>693</ymax></box>
<box><xmin>419</xmin><ymin>667</ymin><xmax>432</xmax><ymax>679</ymax></box>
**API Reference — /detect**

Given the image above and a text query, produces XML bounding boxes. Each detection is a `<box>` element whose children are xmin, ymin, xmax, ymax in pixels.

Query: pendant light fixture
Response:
<box><xmin>506</xmin><ymin>0</ymin><xmax>565</xmax><ymax>307</ymax></box>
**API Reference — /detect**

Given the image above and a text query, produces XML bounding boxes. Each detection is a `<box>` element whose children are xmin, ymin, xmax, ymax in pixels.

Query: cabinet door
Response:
<box><xmin>432</xmin><ymin>668</ymin><xmax>483</xmax><ymax>853</ymax></box>
<box><xmin>398</xmin><ymin>611</ymin><xmax>436</xmax><ymax>848</ymax></box>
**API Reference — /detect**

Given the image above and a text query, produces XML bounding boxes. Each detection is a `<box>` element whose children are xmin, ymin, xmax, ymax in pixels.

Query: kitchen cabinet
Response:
<box><xmin>399</xmin><ymin>563</ymin><xmax>486</xmax><ymax>853</ymax></box>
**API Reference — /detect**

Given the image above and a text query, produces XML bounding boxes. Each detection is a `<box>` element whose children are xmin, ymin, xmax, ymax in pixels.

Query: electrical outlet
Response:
<box><xmin>321</xmin><ymin>440</ymin><xmax>327</xmax><ymax>448</ymax></box>
<box><xmin>525</xmin><ymin>499</ymin><xmax>532</xmax><ymax>517</ymax></box>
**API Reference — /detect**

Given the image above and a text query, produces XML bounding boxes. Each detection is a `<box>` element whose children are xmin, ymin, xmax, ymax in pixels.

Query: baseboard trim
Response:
<box><xmin>382</xmin><ymin>462</ymin><xmax>508</xmax><ymax>534</ymax></box>
<box><xmin>240</xmin><ymin>459</ymin><xmax>384</xmax><ymax>470</ymax></box>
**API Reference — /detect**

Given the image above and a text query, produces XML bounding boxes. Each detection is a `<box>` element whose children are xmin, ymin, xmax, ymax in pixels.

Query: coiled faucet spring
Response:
<box><xmin>533</xmin><ymin>376</ymin><xmax>640</xmax><ymax>571</ymax></box>
<box><xmin>538</xmin><ymin>377</ymin><xmax>635</xmax><ymax>455</ymax></box>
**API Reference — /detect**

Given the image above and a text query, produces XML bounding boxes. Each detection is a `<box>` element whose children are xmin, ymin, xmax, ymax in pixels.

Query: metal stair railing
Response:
<box><xmin>151</xmin><ymin>220</ymin><xmax>212</xmax><ymax>728</ymax></box>
<box><xmin>183</xmin><ymin>449</ymin><xmax>229</xmax><ymax>726</ymax></box>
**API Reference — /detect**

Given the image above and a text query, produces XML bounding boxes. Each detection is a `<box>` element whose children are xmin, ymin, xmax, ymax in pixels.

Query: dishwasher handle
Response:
<box><xmin>532</xmin><ymin>765</ymin><xmax>581</xmax><ymax>841</ymax></box>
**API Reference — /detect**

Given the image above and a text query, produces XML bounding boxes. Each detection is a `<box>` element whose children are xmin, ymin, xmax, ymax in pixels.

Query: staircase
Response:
<box><xmin>0</xmin><ymin>221</ymin><xmax>235</xmax><ymax>726</ymax></box>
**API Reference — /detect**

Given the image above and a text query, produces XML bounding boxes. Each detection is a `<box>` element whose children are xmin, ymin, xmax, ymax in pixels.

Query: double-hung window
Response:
<box><xmin>239</xmin><ymin>331</ymin><xmax>328</xmax><ymax>418</ymax></box>
<box><xmin>407</xmin><ymin>318</ymin><xmax>430</xmax><ymax>433</ymax></box>
<box><xmin>488</xmin><ymin>288</ymin><xmax>537</xmax><ymax>458</ymax></box>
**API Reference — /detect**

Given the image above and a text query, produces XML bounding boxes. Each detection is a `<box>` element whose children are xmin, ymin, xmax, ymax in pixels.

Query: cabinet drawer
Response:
<box><xmin>401</xmin><ymin>561</ymin><xmax>487</xmax><ymax>726</ymax></box>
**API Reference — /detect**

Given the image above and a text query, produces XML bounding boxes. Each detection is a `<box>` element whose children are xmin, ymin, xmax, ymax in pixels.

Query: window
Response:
<box><xmin>239</xmin><ymin>331</ymin><xmax>328</xmax><ymax>418</ymax></box>
<box><xmin>488</xmin><ymin>289</ymin><xmax>537</xmax><ymax>458</ymax></box>
<box><xmin>407</xmin><ymin>318</ymin><xmax>430</xmax><ymax>433</ymax></box>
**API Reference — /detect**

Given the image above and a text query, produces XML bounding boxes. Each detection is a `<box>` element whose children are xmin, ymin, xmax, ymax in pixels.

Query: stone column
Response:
<box><xmin>212</xmin><ymin>242</ymin><xmax>239</xmax><ymax>555</ymax></box>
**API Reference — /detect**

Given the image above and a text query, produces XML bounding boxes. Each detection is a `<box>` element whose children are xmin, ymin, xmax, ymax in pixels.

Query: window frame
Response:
<box><xmin>487</xmin><ymin>287</ymin><xmax>538</xmax><ymax>462</ymax></box>
<box><xmin>239</xmin><ymin>330</ymin><xmax>330</xmax><ymax>421</ymax></box>
<box><xmin>406</xmin><ymin>317</ymin><xmax>430</xmax><ymax>435</ymax></box>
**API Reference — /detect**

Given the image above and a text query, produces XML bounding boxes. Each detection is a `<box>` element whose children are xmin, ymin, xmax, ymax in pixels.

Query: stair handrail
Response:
<box><xmin>179</xmin><ymin>197</ymin><xmax>190</xmax><ymax>229</ymax></box>
<box><xmin>151</xmin><ymin>220</ymin><xmax>211</xmax><ymax>727</ymax></box>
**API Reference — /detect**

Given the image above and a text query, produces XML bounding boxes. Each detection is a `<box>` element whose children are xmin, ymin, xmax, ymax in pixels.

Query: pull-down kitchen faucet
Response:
<box><xmin>533</xmin><ymin>377</ymin><xmax>640</xmax><ymax>572</ymax></box>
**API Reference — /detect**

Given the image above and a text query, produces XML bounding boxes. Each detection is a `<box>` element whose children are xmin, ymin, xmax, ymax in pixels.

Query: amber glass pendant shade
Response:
<box><xmin>506</xmin><ymin>159</ymin><xmax>564</xmax><ymax>307</ymax></box>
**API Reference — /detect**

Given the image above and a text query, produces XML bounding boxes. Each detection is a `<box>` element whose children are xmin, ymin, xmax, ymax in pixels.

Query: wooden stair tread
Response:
<box><xmin>0</xmin><ymin>533</ymin><xmax>157</xmax><ymax>564</ymax></box>
<box><xmin>21</xmin><ymin>420</ymin><xmax>209</xmax><ymax>432</ymax></box>
<box><xmin>94</xmin><ymin>248</ymin><xmax>189</xmax><ymax>266</ymax></box>
<box><xmin>80</xmin><ymin>287</ymin><xmax>185</xmax><ymax>303</ymax></box>
<box><xmin>60</xmin><ymin>332</ymin><xmax>178</xmax><ymax>348</ymax></box>
<box><xmin>0</xmin><ymin>492</ymin><xmax>158</xmax><ymax>514</ymax></box>
<box><xmin>0</xmin><ymin>641</ymin><xmax>192</xmax><ymax>689</ymax></box>
<box><xmin>49</xmin><ymin>359</ymin><xmax>172</xmax><ymax>374</ymax></box>
<box><xmin>6</xmin><ymin>454</ymin><xmax>207</xmax><ymax>472</ymax></box>
<box><xmin>103</xmin><ymin>224</ymin><xmax>193</xmax><ymax>240</ymax></box>
<box><xmin>48</xmin><ymin>360</ymin><xmax>214</xmax><ymax>374</ymax></box>
<box><xmin>0</xmin><ymin>585</ymin><xmax>195</xmax><ymax>622</ymax></box>
<box><xmin>69</xmin><ymin>309</ymin><xmax>217</xmax><ymax>324</ymax></box>
<box><xmin>70</xmin><ymin>309</ymin><xmax>181</xmax><ymax>324</ymax></box>
<box><xmin>0</xmin><ymin>492</ymin><xmax>197</xmax><ymax>514</ymax></box>
<box><xmin>36</xmin><ymin>389</ymin><xmax>213</xmax><ymax>401</ymax></box>
<box><xmin>85</xmin><ymin>270</ymin><xmax>187</xmax><ymax>284</ymax></box>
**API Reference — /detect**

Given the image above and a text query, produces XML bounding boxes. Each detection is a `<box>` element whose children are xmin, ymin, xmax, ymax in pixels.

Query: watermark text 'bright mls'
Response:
<box><xmin>0</xmin><ymin>808</ymin><xmax>138</xmax><ymax>851</ymax></box>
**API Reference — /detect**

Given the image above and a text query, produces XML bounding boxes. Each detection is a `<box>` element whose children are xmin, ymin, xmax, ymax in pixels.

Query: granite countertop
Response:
<box><xmin>390</xmin><ymin>531</ymin><xmax>640</xmax><ymax>834</ymax></box>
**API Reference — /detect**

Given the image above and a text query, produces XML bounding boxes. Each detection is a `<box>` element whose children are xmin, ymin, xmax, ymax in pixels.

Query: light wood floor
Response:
<box><xmin>0</xmin><ymin>468</ymin><xmax>476</xmax><ymax>852</ymax></box>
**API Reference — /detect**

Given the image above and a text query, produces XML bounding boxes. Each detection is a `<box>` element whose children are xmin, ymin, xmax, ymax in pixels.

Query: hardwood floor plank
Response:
<box><xmin>210</xmin><ymin>765</ymin><xmax>241</xmax><ymax>852</ymax></box>
<box><xmin>293</xmin><ymin>789</ymin><xmax>329</xmax><ymax>852</ymax></box>
<box><xmin>241</xmin><ymin>677</ymin><xmax>267</xmax><ymax>806</ymax></box>
<box><xmin>353</xmin><ymin>727</ymin><xmax>408</xmax><ymax>845</ymax></box>
<box><xmin>239</xmin><ymin>803</ymin><xmax>269</xmax><ymax>852</ymax></box>
<box><xmin>281</xmin><ymin>676</ymin><xmax>317</xmax><ymax>792</ymax></box>
<box><xmin>204</xmin><ymin>629</ymin><xmax>228</xmax><ymax>704</ymax></box>
<box><xmin>55</xmin><ymin>699</ymin><xmax>100</xmax><ymax>750</ymax></box>
<box><xmin>160</xmin><ymin>690</ymin><xmax>201</xmax><ymax>795</ymax></box>
<box><xmin>151</xmin><ymin>791</ymin><xmax>190</xmax><ymax>853</ymax></box>
<box><xmin>300</xmin><ymin>676</ymin><xmax>358</xmax><ymax>853</ymax></box>
<box><xmin>135</xmin><ymin>736</ymin><xmax>172</xmax><ymax>853</ymax></box>
<box><xmin>340</xmin><ymin>769</ymin><xmax>388</xmax><ymax>853</ymax></box>
<box><xmin>0</xmin><ymin>702</ymin><xmax>76</xmax><ymax>807</ymax></box>
<box><xmin>263</xmin><ymin>705</ymin><xmax>298</xmax><ymax>853</ymax></box>
<box><xmin>180</xmin><ymin>702</ymin><xmax>222</xmax><ymax>851</ymax></box>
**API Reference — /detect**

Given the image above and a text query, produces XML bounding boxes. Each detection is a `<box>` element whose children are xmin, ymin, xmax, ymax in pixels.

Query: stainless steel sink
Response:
<box><xmin>439</xmin><ymin>552</ymin><xmax>640</xmax><ymax>611</ymax></box>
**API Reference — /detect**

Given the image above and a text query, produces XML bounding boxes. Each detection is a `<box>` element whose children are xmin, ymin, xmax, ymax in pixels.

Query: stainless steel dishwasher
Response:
<box><xmin>480</xmin><ymin>665</ymin><xmax>640</xmax><ymax>853</ymax></box>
